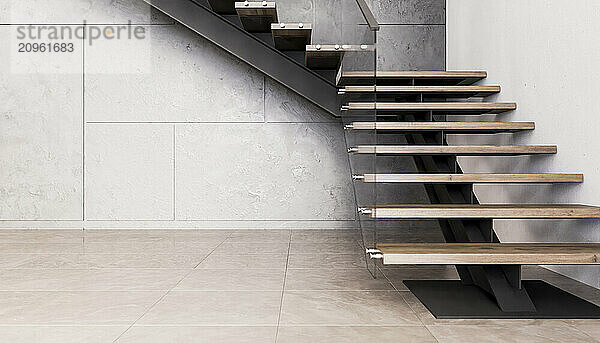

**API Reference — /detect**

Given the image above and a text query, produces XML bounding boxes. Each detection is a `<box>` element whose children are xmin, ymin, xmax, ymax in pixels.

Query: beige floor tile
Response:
<box><xmin>290</xmin><ymin>229</ymin><xmax>361</xmax><ymax>243</ymax></box>
<box><xmin>0</xmin><ymin>291</ymin><xmax>163</xmax><ymax>325</ymax></box>
<box><xmin>212</xmin><ymin>242</ymin><xmax>290</xmax><ymax>255</ymax></box>
<box><xmin>83</xmin><ymin>229</ymin><xmax>231</xmax><ymax>242</ymax></box>
<box><xmin>137</xmin><ymin>291</ymin><xmax>282</xmax><ymax>325</ymax></box>
<box><xmin>0</xmin><ymin>253</ymin><xmax>209</xmax><ymax>269</ymax></box>
<box><xmin>287</xmin><ymin>253</ymin><xmax>367</xmax><ymax>269</ymax></box>
<box><xmin>227</xmin><ymin>230</ymin><xmax>291</xmax><ymax>242</ymax></box>
<box><xmin>288</xmin><ymin>242</ymin><xmax>362</xmax><ymax>255</ymax></box>
<box><xmin>82</xmin><ymin>241</ymin><xmax>220</xmax><ymax>254</ymax></box>
<box><xmin>197</xmin><ymin>253</ymin><xmax>288</xmax><ymax>269</ymax></box>
<box><xmin>0</xmin><ymin>269</ymin><xmax>188</xmax><ymax>291</ymax></box>
<box><xmin>0</xmin><ymin>243</ymin><xmax>84</xmax><ymax>254</ymax></box>
<box><xmin>176</xmin><ymin>269</ymin><xmax>286</xmax><ymax>291</ymax></box>
<box><xmin>427</xmin><ymin>323</ymin><xmax>597</xmax><ymax>343</ymax></box>
<box><xmin>0</xmin><ymin>229</ymin><xmax>83</xmax><ymax>243</ymax></box>
<box><xmin>0</xmin><ymin>326</ymin><xmax>127</xmax><ymax>343</ymax></box>
<box><xmin>276</xmin><ymin>326</ymin><xmax>437</xmax><ymax>343</ymax></box>
<box><xmin>117</xmin><ymin>326</ymin><xmax>277</xmax><ymax>343</ymax></box>
<box><xmin>285</xmin><ymin>268</ymin><xmax>394</xmax><ymax>291</ymax></box>
<box><xmin>280</xmin><ymin>291</ymin><xmax>421</xmax><ymax>326</ymax></box>
<box><xmin>565</xmin><ymin>320</ymin><xmax>600</xmax><ymax>340</ymax></box>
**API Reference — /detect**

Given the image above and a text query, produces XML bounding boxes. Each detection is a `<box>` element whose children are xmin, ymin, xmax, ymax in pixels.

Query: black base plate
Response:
<box><xmin>404</xmin><ymin>280</ymin><xmax>600</xmax><ymax>319</ymax></box>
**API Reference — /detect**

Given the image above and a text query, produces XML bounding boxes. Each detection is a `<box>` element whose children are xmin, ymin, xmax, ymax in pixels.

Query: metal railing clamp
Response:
<box><xmin>357</xmin><ymin>207</ymin><xmax>372</xmax><ymax>215</ymax></box>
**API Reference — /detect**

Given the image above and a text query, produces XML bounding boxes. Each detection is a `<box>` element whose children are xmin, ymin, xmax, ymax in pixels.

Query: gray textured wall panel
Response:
<box><xmin>0</xmin><ymin>0</ymin><xmax>172</xmax><ymax>24</ymax></box>
<box><xmin>312</xmin><ymin>0</ymin><xmax>343</xmax><ymax>43</ymax></box>
<box><xmin>85</xmin><ymin>124</ymin><xmax>174</xmax><ymax>220</ymax></box>
<box><xmin>366</xmin><ymin>0</ymin><xmax>445</xmax><ymax>24</ymax></box>
<box><xmin>87</xmin><ymin>25</ymin><xmax>265</xmax><ymax>123</ymax></box>
<box><xmin>378</xmin><ymin>25</ymin><xmax>446</xmax><ymax>71</ymax></box>
<box><xmin>276</xmin><ymin>0</ymin><xmax>314</xmax><ymax>23</ymax></box>
<box><xmin>0</xmin><ymin>27</ymin><xmax>82</xmax><ymax>220</ymax></box>
<box><xmin>175</xmin><ymin>123</ymin><xmax>356</xmax><ymax>221</ymax></box>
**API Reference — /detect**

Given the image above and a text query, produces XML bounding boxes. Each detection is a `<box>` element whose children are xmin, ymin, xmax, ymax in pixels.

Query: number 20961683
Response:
<box><xmin>18</xmin><ymin>42</ymin><xmax>75</xmax><ymax>53</ymax></box>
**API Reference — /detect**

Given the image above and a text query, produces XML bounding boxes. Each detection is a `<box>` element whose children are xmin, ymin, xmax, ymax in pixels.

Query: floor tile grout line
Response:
<box><xmin>111</xmin><ymin>237</ymin><xmax>229</xmax><ymax>342</ymax></box>
<box><xmin>274</xmin><ymin>236</ymin><xmax>292</xmax><ymax>342</ymax></box>
<box><xmin>375</xmin><ymin>265</ymin><xmax>440</xmax><ymax>341</ymax></box>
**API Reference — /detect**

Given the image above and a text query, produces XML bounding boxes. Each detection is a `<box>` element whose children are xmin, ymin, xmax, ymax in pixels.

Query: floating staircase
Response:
<box><xmin>341</xmin><ymin>70</ymin><xmax>600</xmax><ymax>318</ymax></box>
<box><xmin>143</xmin><ymin>0</ymin><xmax>600</xmax><ymax>319</ymax></box>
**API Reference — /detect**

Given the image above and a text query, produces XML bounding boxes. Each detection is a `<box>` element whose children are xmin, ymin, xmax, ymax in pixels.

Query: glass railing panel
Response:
<box><xmin>339</xmin><ymin>0</ymin><xmax>379</xmax><ymax>277</ymax></box>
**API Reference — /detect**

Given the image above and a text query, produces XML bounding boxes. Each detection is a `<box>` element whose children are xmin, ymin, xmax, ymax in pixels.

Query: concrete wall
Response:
<box><xmin>446</xmin><ymin>0</ymin><xmax>600</xmax><ymax>288</ymax></box>
<box><xmin>1</xmin><ymin>0</ymin><xmax>445</xmax><ymax>229</ymax></box>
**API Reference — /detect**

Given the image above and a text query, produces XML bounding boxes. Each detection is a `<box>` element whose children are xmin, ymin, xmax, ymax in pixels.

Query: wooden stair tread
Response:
<box><xmin>338</xmin><ymin>70</ymin><xmax>487</xmax><ymax>86</ymax></box>
<box><xmin>362</xmin><ymin>204</ymin><xmax>600</xmax><ymax>219</ymax></box>
<box><xmin>347</xmin><ymin>121</ymin><xmax>534</xmax><ymax>132</ymax></box>
<box><xmin>235</xmin><ymin>1</ymin><xmax>277</xmax><ymax>32</ymax></box>
<box><xmin>375</xmin><ymin>243</ymin><xmax>600</xmax><ymax>265</ymax></box>
<box><xmin>305</xmin><ymin>45</ymin><xmax>374</xmax><ymax>70</ymax></box>
<box><xmin>349</xmin><ymin>145</ymin><xmax>557</xmax><ymax>156</ymax></box>
<box><xmin>271</xmin><ymin>23</ymin><xmax>312</xmax><ymax>51</ymax></box>
<box><xmin>344</xmin><ymin>102</ymin><xmax>517</xmax><ymax>114</ymax></box>
<box><xmin>357</xmin><ymin>173</ymin><xmax>584</xmax><ymax>184</ymax></box>
<box><xmin>340</xmin><ymin>85</ymin><xmax>501</xmax><ymax>97</ymax></box>
<box><xmin>306</xmin><ymin>45</ymin><xmax>376</xmax><ymax>52</ymax></box>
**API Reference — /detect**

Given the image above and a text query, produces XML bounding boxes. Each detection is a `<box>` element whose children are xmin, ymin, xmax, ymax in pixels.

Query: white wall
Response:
<box><xmin>447</xmin><ymin>0</ymin><xmax>600</xmax><ymax>288</ymax></box>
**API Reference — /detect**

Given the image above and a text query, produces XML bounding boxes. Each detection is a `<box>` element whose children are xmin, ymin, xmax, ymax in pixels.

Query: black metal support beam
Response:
<box><xmin>402</xmin><ymin>112</ymin><xmax>538</xmax><ymax>313</ymax></box>
<box><xmin>142</xmin><ymin>0</ymin><xmax>340</xmax><ymax>116</ymax></box>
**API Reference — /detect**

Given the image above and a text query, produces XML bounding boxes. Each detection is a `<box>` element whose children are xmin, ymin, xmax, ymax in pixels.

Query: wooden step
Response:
<box><xmin>208</xmin><ymin>0</ymin><xmax>237</xmax><ymax>14</ymax></box>
<box><xmin>339</xmin><ymin>85</ymin><xmax>501</xmax><ymax>98</ymax></box>
<box><xmin>346</xmin><ymin>121</ymin><xmax>534</xmax><ymax>133</ymax></box>
<box><xmin>235</xmin><ymin>1</ymin><xmax>278</xmax><ymax>32</ymax></box>
<box><xmin>348</xmin><ymin>145</ymin><xmax>557</xmax><ymax>156</ymax></box>
<box><xmin>306</xmin><ymin>44</ymin><xmax>374</xmax><ymax>70</ymax></box>
<box><xmin>375</xmin><ymin>243</ymin><xmax>600</xmax><ymax>265</ymax></box>
<box><xmin>343</xmin><ymin>102</ymin><xmax>517</xmax><ymax>114</ymax></box>
<box><xmin>361</xmin><ymin>204</ymin><xmax>600</xmax><ymax>219</ymax></box>
<box><xmin>338</xmin><ymin>71</ymin><xmax>488</xmax><ymax>86</ymax></box>
<box><xmin>356</xmin><ymin>173</ymin><xmax>584</xmax><ymax>184</ymax></box>
<box><xmin>271</xmin><ymin>23</ymin><xmax>312</xmax><ymax>50</ymax></box>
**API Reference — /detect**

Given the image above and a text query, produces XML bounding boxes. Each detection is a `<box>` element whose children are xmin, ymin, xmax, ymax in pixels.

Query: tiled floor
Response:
<box><xmin>0</xmin><ymin>229</ymin><xmax>599</xmax><ymax>342</ymax></box>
